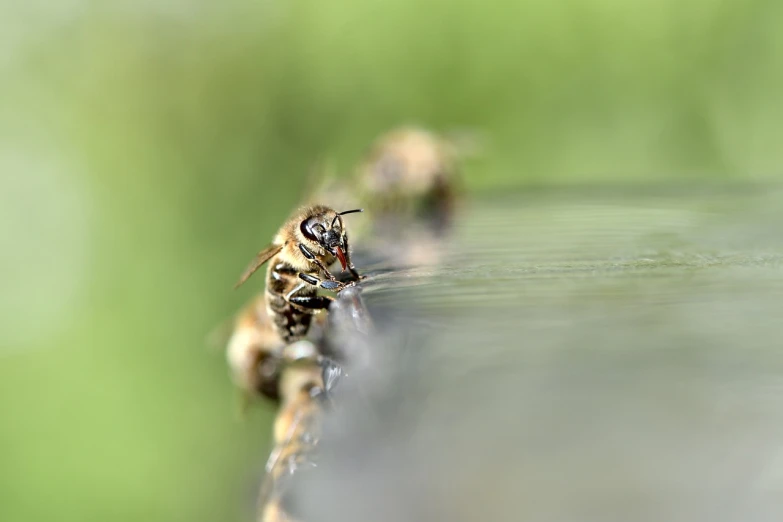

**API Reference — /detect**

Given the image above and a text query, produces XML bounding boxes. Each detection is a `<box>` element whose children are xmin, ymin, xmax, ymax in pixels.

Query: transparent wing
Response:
<box><xmin>235</xmin><ymin>244</ymin><xmax>283</xmax><ymax>289</ymax></box>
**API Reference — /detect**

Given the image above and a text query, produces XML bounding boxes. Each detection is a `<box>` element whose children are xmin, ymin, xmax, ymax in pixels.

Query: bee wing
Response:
<box><xmin>235</xmin><ymin>244</ymin><xmax>284</xmax><ymax>289</ymax></box>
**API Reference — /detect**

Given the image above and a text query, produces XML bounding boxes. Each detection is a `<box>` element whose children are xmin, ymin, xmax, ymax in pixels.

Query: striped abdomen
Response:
<box><xmin>265</xmin><ymin>259</ymin><xmax>316</xmax><ymax>343</ymax></box>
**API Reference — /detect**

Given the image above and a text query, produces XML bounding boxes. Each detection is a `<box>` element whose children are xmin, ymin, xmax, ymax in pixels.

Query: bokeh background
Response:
<box><xmin>2</xmin><ymin>1</ymin><xmax>783</xmax><ymax>521</ymax></box>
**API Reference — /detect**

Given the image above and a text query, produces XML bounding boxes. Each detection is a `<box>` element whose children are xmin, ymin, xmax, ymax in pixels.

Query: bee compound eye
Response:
<box><xmin>300</xmin><ymin>218</ymin><xmax>321</xmax><ymax>242</ymax></box>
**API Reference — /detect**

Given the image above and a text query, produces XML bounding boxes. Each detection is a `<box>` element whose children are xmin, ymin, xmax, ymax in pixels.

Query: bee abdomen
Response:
<box><xmin>265</xmin><ymin>291</ymin><xmax>313</xmax><ymax>343</ymax></box>
<box><xmin>265</xmin><ymin>258</ymin><xmax>316</xmax><ymax>343</ymax></box>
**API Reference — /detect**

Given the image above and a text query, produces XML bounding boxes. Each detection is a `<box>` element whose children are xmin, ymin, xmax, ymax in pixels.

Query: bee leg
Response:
<box><xmin>284</xmin><ymin>282</ymin><xmax>334</xmax><ymax>310</ymax></box>
<box><xmin>342</xmin><ymin>244</ymin><xmax>362</xmax><ymax>280</ymax></box>
<box><xmin>298</xmin><ymin>273</ymin><xmax>353</xmax><ymax>292</ymax></box>
<box><xmin>288</xmin><ymin>294</ymin><xmax>333</xmax><ymax>310</ymax></box>
<box><xmin>298</xmin><ymin>273</ymin><xmax>319</xmax><ymax>285</ymax></box>
<box><xmin>299</xmin><ymin>243</ymin><xmax>341</xmax><ymax>280</ymax></box>
<box><xmin>299</xmin><ymin>243</ymin><xmax>318</xmax><ymax>260</ymax></box>
<box><xmin>319</xmin><ymin>356</ymin><xmax>344</xmax><ymax>396</ymax></box>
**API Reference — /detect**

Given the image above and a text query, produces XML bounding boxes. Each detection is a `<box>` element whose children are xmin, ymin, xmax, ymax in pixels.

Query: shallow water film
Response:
<box><xmin>293</xmin><ymin>185</ymin><xmax>783</xmax><ymax>522</ymax></box>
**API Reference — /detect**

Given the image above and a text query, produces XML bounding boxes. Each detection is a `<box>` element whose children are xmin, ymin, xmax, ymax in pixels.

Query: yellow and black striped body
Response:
<box><xmin>265</xmin><ymin>259</ymin><xmax>318</xmax><ymax>343</ymax></box>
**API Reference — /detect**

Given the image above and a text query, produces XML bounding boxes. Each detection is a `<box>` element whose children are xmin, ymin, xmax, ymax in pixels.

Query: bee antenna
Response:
<box><xmin>338</xmin><ymin>209</ymin><xmax>363</xmax><ymax>216</ymax></box>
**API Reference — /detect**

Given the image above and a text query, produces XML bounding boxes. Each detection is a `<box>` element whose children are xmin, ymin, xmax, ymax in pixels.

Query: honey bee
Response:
<box><xmin>351</xmin><ymin>127</ymin><xmax>470</xmax><ymax>267</ymax></box>
<box><xmin>221</xmin><ymin>296</ymin><xmax>310</xmax><ymax>405</ymax></box>
<box><xmin>257</xmin><ymin>340</ymin><xmax>339</xmax><ymax>522</ymax></box>
<box><xmin>357</xmin><ymin>126</ymin><xmax>461</xmax><ymax>228</ymax></box>
<box><xmin>235</xmin><ymin>205</ymin><xmax>363</xmax><ymax>344</ymax></box>
<box><xmin>225</xmin><ymin>295</ymin><xmax>284</xmax><ymax>402</ymax></box>
<box><xmin>223</xmin><ymin>292</ymin><xmax>338</xmax><ymax>406</ymax></box>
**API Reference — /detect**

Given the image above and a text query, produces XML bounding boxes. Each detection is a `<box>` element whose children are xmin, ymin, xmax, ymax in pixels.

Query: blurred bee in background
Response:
<box><xmin>254</xmin><ymin>288</ymin><xmax>374</xmax><ymax>522</ymax></box>
<box><xmin>225</xmin><ymin>296</ymin><xmax>284</xmax><ymax>403</ymax></box>
<box><xmin>224</xmin><ymin>296</ymin><xmax>338</xmax><ymax>409</ymax></box>
<box><xmin>353</xmin><ymin>126</ymin><xmax>480</xmax><ymax>267</ymax></box>
<box><xmin>356</xmin><ymin>126</ymin><xmax>462</xmax><ymax>230</ymax></box>
<box><xmin>234</xmin><ymin>205</ymin><xmax>364</xmax><ymax>343</ymax></box>
<box><xmin>298</xmin><ymin>127</ymin><xmax>478</xmax><ymax>269</ymax></box>
<box><xmin>257</xmin><ymin>340</ymin><xmax>342</xmax><ymax>522</ymax></box>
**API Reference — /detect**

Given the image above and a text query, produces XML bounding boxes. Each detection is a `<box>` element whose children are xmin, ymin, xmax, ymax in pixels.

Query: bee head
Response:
<box><xmin>299</xmin><ymin>208</ymin><xmax>362</xmax><ymax>270</ymax></box>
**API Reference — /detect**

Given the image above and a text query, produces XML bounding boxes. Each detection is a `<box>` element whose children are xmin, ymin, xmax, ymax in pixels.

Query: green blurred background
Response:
<box><xmin>1</xmin><ymin>1</ymin><xmax>782</xmax><ymax>521</ymax></box>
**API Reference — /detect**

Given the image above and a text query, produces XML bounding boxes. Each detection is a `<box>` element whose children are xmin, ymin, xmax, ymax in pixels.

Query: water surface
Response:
<box><xmin>297</xmin><ymin>186</ymin><xmax>783</xmax><ymax>522</ymax></box>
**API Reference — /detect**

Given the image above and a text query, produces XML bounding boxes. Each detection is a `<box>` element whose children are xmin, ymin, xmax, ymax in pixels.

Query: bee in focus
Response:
<box><xmin>235</xmin><ymin>205</ymin><xmax>363</xmax><ymax>344</ymax></box>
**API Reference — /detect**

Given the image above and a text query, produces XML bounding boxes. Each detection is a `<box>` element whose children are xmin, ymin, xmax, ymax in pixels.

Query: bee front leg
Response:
<box><xmin>299</xmin><ymin>244</ymin><xmax>340</xmax><ymax>281</ymax></box>
<box><xmin>298</xmin><ymin>273</ymin><xmax>354</xmax><ymax>292</ymax></box>
<box><xmin>342</xmin><ymin>243</ymin><xmax>362</xmax><ymax>280</ymax></box>
<box><xmin>283</xmin><ymin>280</ymin><xmax>334</xmax><ymax>311</ymax></box>
<box><xmin>346</xmin><ymin>259</ymin><xmax>362</xmax><ymax>280</ymax></box>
